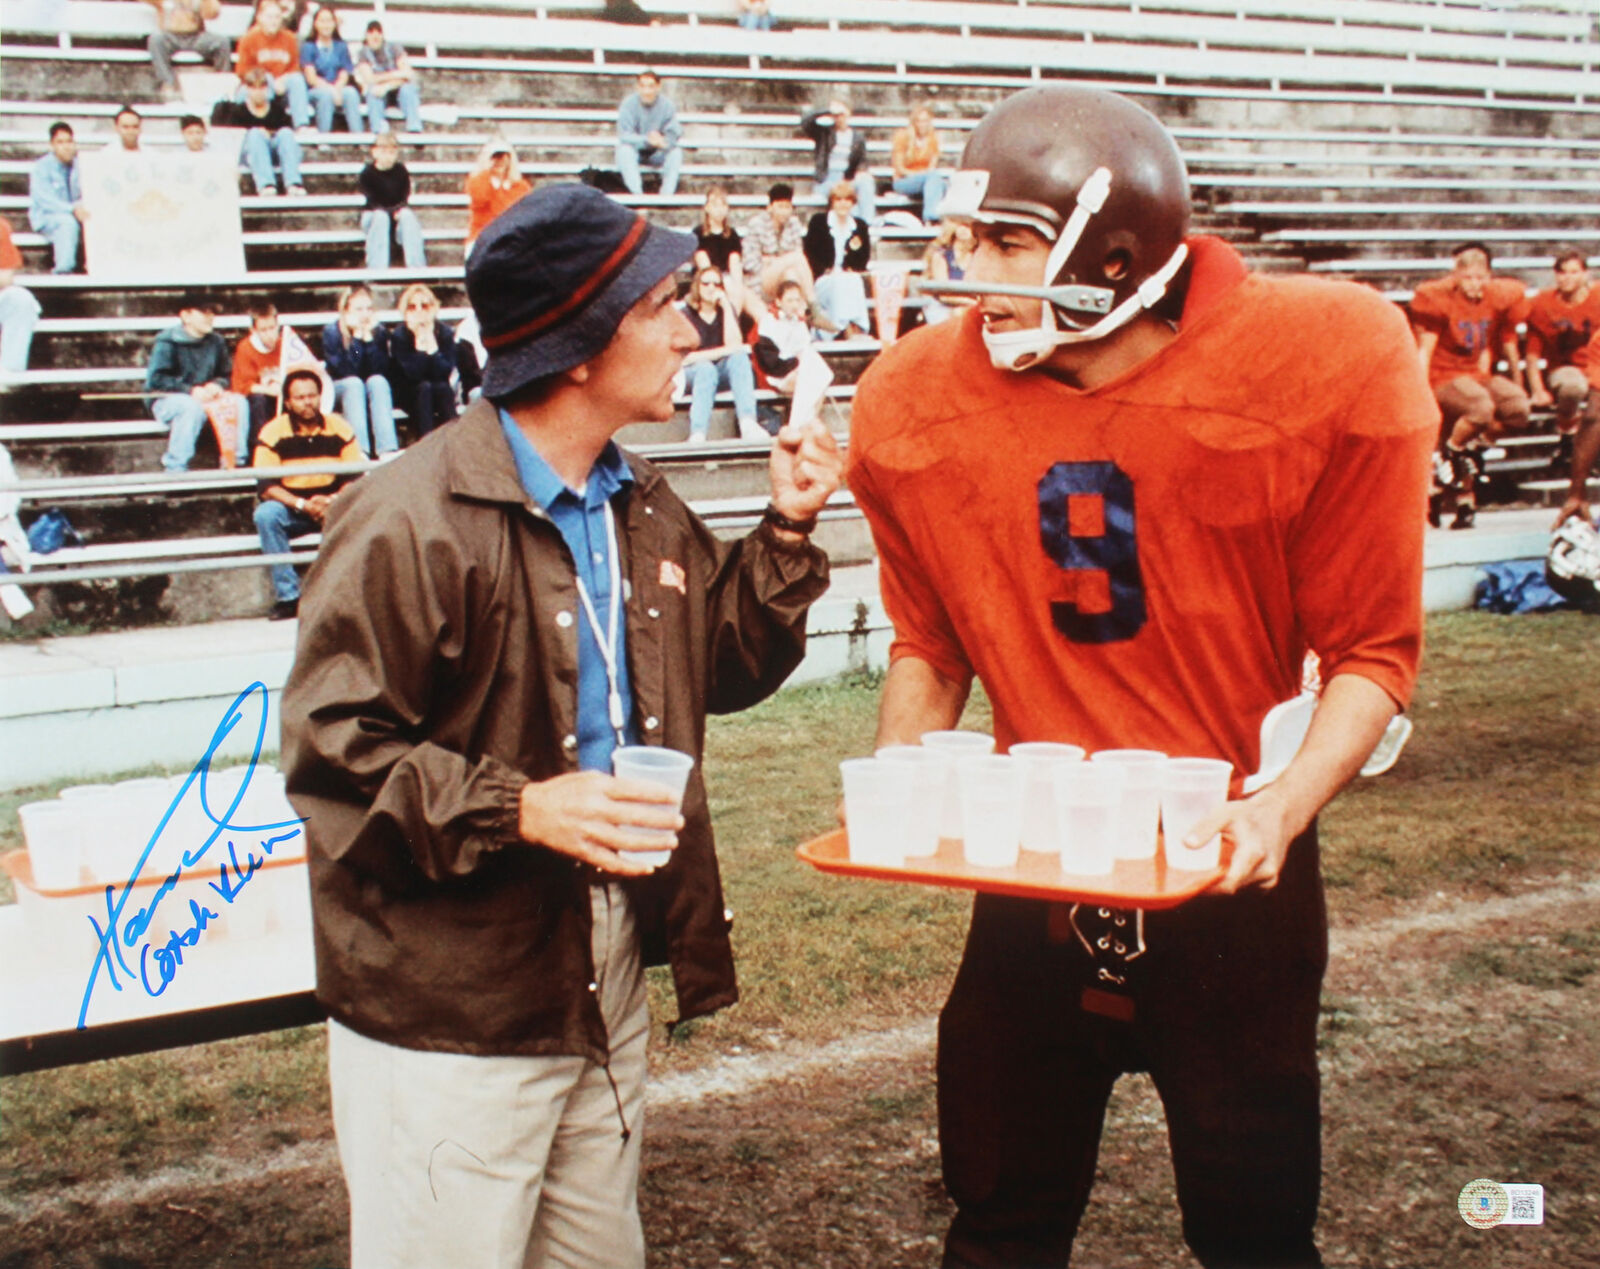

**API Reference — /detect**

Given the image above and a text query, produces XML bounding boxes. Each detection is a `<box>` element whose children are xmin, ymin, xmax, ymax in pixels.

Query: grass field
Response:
<box><xmin>1</xmin><ymin>610</ymin><xmax>1597</xmax><ymax>1266</ymax></box>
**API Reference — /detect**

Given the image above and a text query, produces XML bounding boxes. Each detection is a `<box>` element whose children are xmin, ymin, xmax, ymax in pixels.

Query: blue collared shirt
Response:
<box><xmin>29</xmin><ymin>154</ymin><xmax>82</xmax><ymax>228</ymax></box>
<box><xmin>499</xmin><ymin>409</ymin><xmax>637</xmax><ymax>774</ymax></box>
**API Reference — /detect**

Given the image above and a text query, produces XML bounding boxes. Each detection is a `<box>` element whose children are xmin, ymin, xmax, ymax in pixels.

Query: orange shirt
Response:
<box><xmin>0</xmin><ymin>218</ymin><xmax>21</xmax><ymax>271</ymax></box>
<box><xmin>1519</xmin><ymin>286</ymin><xmax>1600</xmax><ymax>372</ymax></box>
<box><xmin>465</xmin><ymin>170</ymin><xmax>532</xmax><ymax>243</ymax></box>
<box><xmin>891</xmin><ymin>127</ymin><xmax>939</xmax><ymax>176</ymax></box>
<box><xmin>848</xmin><ymin>238</ymin><xmax>1436</xmax><ymax>774</ymax></box>
<box><xmin>235</xmin><ymin>27</ymin><xmax>300</xmax><ymax>79</ymax></box>
<box><xmin>1409</xmin><ymin>275</ymin><xmax>1525</xmax><ymax>386</ymax></box>
<box><xmin>232</xmin><ymin>334</ymin><xmax>279</xmax><ymax>395</ymax></box>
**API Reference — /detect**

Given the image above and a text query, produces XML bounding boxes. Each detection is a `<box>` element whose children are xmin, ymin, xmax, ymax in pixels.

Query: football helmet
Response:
<box><xmin>919</xmin><ymin>85</ymin><xmax>1192</xmax><ymax>370</ymax></box>
<box><xmin>1547</xmin><ymin>515</ymin><xmax>1600</xmax><ymax>610</ymax></box>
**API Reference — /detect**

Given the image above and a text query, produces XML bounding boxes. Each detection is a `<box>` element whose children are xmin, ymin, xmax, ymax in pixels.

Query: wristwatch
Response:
<box><xmin>762</xmin><ymin>503</ymin><xmax>817</xmax><ymax>536</ymax></box>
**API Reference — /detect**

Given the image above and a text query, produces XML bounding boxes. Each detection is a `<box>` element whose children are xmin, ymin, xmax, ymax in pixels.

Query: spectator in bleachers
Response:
<box><xmin>212</xmin><ymin>70</ymin><xmax>307</xmax><ymax>196</ymax></box>
<box><xmin>802</xmin><ymin>181</ymin><xmax>872</xmax><ymax>339</ymax></box>
<box><xmin>359</xmin><ymin>131</ymin><xmax>426</xmax><ymax>270</ymax></box>
<box><xmin>464</xmin><ymin>138</ymin><xmax>531</xmax><ymax>252</ymax></box>
<box><xmin>801</xmin><ymin>95</ymin><xmax>875</xmax><ymax>222</ymax></box>
<box><xmin>919</xmin><ymin>218</ymin><xmax>975</xmax><ymax>325</ymax></box>
<box><xmin>389</xmin><ymin>283</ymin><xmax>477</xmax><ymax>437</ymax></box>
<box><xmin>146</xmin><ymin>295</ymin><xmax>248</xmax><ymax>471</ymax></box>
<box><xmin>1521</xmin><ymin>250</ymin><xmax>1600</xmax><ymax>452</ymax></box>
<box><xmin>741</xmin><ymin>182</ymin><xmax>813</xmax><ymax>313</ymax></box>
<box><xmin>252</xmin><ymin>366</ymin><xmax>363</xmax><ymax>620</ymax></box>
<box><xmin>110</xmin><ymin>106</ymin><xmax>144</xmax><ymax>153</ymax></box>
<box><xmin>890</xmin><ymin>105</ymin><xmax>947</xmax><ymax>224</ymax></box>
<box><xmin>734</xmin><ymin>0</ymin><xmax>775</xmax><ymax>31</ymax></box>
<box><xmin>693</xmin><ymin>186</ymin><xmax>755</xmax><ymax>321</ymax></box>
<box><xmin>236</xmin><ymin>0</ymin><xmax>311</xmax><ymax>129</ymax></box>
<box><xmin>680</xmin><ymin>265</ymin><xmax>760</xmax><ymax>443</ymax></box>
<box><xmin>1409</xmin><ymin>241</ymin><xmax>1529</xmax><ymax>529</ymax></box>
<box><xmin>301</xmin><ymin>5</ymin><xmax>365</xmax><ymax>135</ymax></box>
<box><xmin>615</xmin><ymin>70</ymin><xmax>683</xmax><ymax>198</ymax></box>
<box><xmin>322</xmin><ymin>282</ymin><xmax>397</xmax><ymax>457</ymax></box>
<box><xmin>28</xmin><ymin>122</ymin><xmax>86</xmax><ymax>275</ymax></box>
<box><xmin>753</xmin><ymin>278</ymin><xmax>815</xmax><ymax>398</ymax></box>
<box><xmin>0</xmin><ymin>220</ymin><xmax>41</xmax><ymax>377</ymax></box>
<box><xmin>180</xmin><ymin>114</ymin><xmax>210</xmax><ymax>151</ymax></box>
<box><xmin>144</xmin><ymin>0</ymin><xmax>232</xmax><ymax>101</ymax></box>
<box><xmin>355</xmin><ymin>20</ymin><xmax>423</xmax><ymax>135</ymax></box>
<box><xmin>232</xmin><ymin>300</ymin><xmax>285</xmax><ymax>452</ymax></box>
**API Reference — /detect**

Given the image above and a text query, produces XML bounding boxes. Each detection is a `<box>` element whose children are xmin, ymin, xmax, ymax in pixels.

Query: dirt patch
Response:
<box><xmin>4</xmin><ymin>873</ymin><xmax>1596</xmax><ymax>1268</ymax></box>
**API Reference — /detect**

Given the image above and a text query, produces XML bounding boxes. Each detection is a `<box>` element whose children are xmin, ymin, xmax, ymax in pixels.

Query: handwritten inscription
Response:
<box><xmin>77</xmin><ymin>682</ymin><xmax>306</xmax><ymax>1029</ymax></box>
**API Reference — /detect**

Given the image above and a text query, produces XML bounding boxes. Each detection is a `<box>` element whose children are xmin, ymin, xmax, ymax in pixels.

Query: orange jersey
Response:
<box><xmin>465</xmin><ymin>170</ymin><xmax>533</xmax><ymax>243</ymax></box>
<box><xmin>1520</xmin><ymin>286</ymin><xmax>1600</xmax><ymax>372</ymax></box>
<box><xmin>848</xmin><ymin>239</ymin><xmax>1437</xmax><ymax>776</ymax></box>
<box><xmin>235</xmin><ymin>27</ymin><xmax>299</xmax><ymax>78</ymax></box>
<box><xmin>232</xmin><ymin>335</ymin><xmax>278</xmax><ymax>396</ymax></box>
<box><xmin>1409</xmin><ymin>275</ymin><xmax>1525</xmax><ymax>386</ymax></box>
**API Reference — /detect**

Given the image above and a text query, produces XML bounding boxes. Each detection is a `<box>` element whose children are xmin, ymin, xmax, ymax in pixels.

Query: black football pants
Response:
<box><xmin>938</xmin><ymin>827</ymin><xmax>1328</xmax><ymax>1269</ymax></box>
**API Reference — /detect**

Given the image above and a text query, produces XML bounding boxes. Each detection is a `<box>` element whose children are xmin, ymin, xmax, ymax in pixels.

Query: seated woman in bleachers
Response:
<box><xmin>920</xmin><ymin>219</ymin><xmax>975</xmax><ymax>325</ymax></box>
<box><xmin>359</xmin><ymin>132</ymin><xmax>426</xmax><ymax>270</ymax></box>
<box><xmin>694</xmin><ymin>186</ymin><xmax>763</xmax><ymax>325</ymax></box>
<box><xmin>300</xmin><ymin>5</ymin><xmax>364</xmax><ymax>134</ymax></box>
<box><xmin>212</xmin><ymin>69</ymin><xmax>306</xmax><ymax>196</ymax></box>
<box><xmin>802</xmin><ymin>181</ymin><xmax>873</xmax><ymax>339</ymax></box>
<box><xmin>679</xmin><ymin>265</ymin><xmax>761</xmax><ymax>443</ymax></box>
<box><xmin>321</xmin><ymin>283</ymin><xmax>397</xmax><ymax>457</ymax></box>
<box><xmin>464</xmin><ymin>138</ymin><xmax>532</xmax><ymax>255</ymax></box>
<box><xmin>388</xmin><ymin>283</ymin><xmax>479</xmax><ymax>438</ymax></box>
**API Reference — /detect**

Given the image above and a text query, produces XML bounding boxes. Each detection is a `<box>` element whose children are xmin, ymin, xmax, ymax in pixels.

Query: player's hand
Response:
<box><xmin>1192</xmin><ymin>791</ymin><xmax>1297</xmax><ymax>895</ymax></box>
<box><xmin>1554</xmin><ymin>495</ymin><xmax>1591</xmax><ymax>531</ymax></box>
<box><xmin>1530</xmin><ymin>385</ymin><xmax>1553</xmax><ymax>409</ymax></box>
<box><xmin>517</xmin><ymin>771</ymin><xmax>683</xmax><ymax>876</ymax></box>
<box><xmin>768</xmin><ymin>417</ymin><xmax>842</xmax><ymax>525</ymax></box>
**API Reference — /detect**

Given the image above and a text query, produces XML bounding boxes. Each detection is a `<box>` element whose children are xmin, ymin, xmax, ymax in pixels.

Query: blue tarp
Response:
<box><xmin>1474</xmin><ymin>560</ymin><xmax>1572</xmax><ymax>614</ymax></box>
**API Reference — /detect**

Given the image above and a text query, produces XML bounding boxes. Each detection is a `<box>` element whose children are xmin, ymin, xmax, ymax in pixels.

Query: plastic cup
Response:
<box><xmin>1089</xmin><ymin>749</ymin><xmax>1167</xmax><ymax>860</ymax></box>
<box><xmin>921</xmin><ymin>731</ymin><xmax>995</xmax><ymax>839</ymax></box>
<box><xmin>19</xmin><ymin>800</ymin><xmax>84</xmax><ymax>891</ymax></box>
<box><xmin>58</xmin><ymin>784</ymin><xmax>124</xmax><ymax>884</ymax></box>
<box><xmin>1009</xmin><ymin>742</ymin><xmax>1086</xmax><ymax>854</ymax></box>
<box><xmin>875</xmin><ymin>745</ymin><xmax>947</xmax><ymax>859</ymax></box>
<box><xmin>612</xmin><ymin>746</ymin><xmax>695</xmax><ymax>869</ymax></box>
<box><xmin>840</xmin><ymin>757</ymin><xmax>914</xmax><ymax>867</ymax></box>
<box><xmin>1160</xmin><ymin>758</ymin><xmax>1233</xmax><ymax>871</ymax></box>
<box><xmin>1054</xmin><ymin>762</ymin><xmax>1125</xmax><ymax>876</ymax></box>
<box><xmin>956</xmin><ymin>754</ymin><xmax>1023</xmax><ymax>869</ymax></box>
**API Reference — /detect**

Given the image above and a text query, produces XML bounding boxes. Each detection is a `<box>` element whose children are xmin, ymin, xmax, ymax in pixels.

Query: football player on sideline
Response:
<box><xmin>847</xmin><ymin>86</ymin><xmax>1438</xmax><ymax>1268</ymax></box>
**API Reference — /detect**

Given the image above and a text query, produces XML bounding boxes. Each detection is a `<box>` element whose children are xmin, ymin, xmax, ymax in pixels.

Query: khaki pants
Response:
<box><xmin>1435</xmin><ymin>374</ymin><xmax>1530</xmax><ymax>436</ymax></box>
<box><xmin>328</xmin><ymin>883</ymin><xmax>649</xmax><ymax>1269</ymax></box>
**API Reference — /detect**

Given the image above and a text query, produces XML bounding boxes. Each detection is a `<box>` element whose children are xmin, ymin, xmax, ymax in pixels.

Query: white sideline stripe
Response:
<box><xmin>1</xmin><ymin>876</ymin><xmax>1598</xmax><ymax>1224</ymax></box>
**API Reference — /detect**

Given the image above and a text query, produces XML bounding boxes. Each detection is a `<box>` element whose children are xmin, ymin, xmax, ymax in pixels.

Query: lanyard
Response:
<box><xmin>572</xmin><ymin>499</ymin><xmax>627</xmax><ymax>744</ymax></box>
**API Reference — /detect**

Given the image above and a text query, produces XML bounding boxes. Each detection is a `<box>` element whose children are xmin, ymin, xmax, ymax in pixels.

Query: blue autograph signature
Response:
<box><xmin>76</xmin><ymin>681</ymin><xmax>306</xmax><ymax>1030</ymax></box>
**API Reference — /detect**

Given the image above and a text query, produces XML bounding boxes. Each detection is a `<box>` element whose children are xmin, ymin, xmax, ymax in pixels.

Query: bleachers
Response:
<box><xmin>3</xmin><ymin>0</ymin><xmax>1598</xmax><ymax>630</ymax></box>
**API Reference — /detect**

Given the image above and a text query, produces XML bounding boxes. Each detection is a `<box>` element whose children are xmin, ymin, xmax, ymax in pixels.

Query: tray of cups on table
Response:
<box><xmin>797</xmin><ymin>732</ymin><xmax>1230</xmax><ymax>909</ymax></box>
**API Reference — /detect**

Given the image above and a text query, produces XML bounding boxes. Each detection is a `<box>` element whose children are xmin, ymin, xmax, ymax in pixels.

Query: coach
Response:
<box><xmin>281</xmin><ymin>183</ymin><xmax>840</xmax><ymax>1269</ymax></box>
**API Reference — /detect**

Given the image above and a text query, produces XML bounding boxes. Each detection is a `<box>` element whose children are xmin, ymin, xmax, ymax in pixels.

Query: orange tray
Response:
<box><xmin>797</xmin><ymin>829</ymin><xmax>1222</xmax><ymax>909</ymax></box>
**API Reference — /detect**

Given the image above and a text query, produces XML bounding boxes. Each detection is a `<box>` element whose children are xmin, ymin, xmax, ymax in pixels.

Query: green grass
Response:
<box><xmin>2</xmin><ymin>611</ymin><xmax>1598</xmax><ymax>1191</ymax></box>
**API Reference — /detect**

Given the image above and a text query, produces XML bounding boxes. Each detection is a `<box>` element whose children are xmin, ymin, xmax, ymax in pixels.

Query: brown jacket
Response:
<box><xmin>280</xmin><ymin>400</ymin><xmax>830</xmax><ymax>1062</ymax></box>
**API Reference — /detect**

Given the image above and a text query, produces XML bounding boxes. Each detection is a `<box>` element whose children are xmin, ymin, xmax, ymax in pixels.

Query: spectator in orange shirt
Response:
<box><xmin>232</xmin><ymin>301</ymin><xmax>285</xmax><ymax>455</ymax></box>
<box><xmin>464</xmin><ymin>138</ymin><xmax>531</xmax><ymax>253</ymax></box>
<box><xmin>1409</xmin><ymin>242</ymin><xmax>1529</xmax><ymax>528</ymax></box>
<box><xmin>236</xmin><ymin>0</ymin><xmax>311</xmax><ymax>128</ymax></box>
<box><xmin>0</xmin><ymin>219</ymin><xmax>41</xmax><ymax>376</ymax></box>
<box><xmin>890</xmin><ymin>105</ymin><xmax>946</xmax><ymax>223</ymax></box>
<box><xmin>1522</xmin><ymin>249</ymin><xmax>1600</xmax><ymax>441</ymax></box>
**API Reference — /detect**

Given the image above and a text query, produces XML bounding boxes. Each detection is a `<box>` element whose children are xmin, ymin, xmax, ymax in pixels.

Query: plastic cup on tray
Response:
<box><xmin>1088</xmin><ymin>749</ymin><xmax>1167</xmax><ymax>860</ymax></box>
<box><xmin>612</xmin><ymin>745</ymin><xmax>696</xmax><ymax>869</ymax></box>
<box><xmin>875</xmin><ymin>745</ymin><xmax>947</xmax><ymax>859</ymax></box>
<box><xmin>956</xmin><ymin>754</ymin><xmax>1023</xmax><ymax>869</ymax></box>
<box><xmin>1054</xmin><ymin>762</ymin><xmax>1125</xmax><ymax>876</ymax></box>
<box><xmin>1159</xmin><ymin>757</ymin><xmax>1233</xmax><ymax>871</ymax></box>
<box><xmin>1008</xmin><ymin>741</ymin><xmax>1086</xmax><ymax>854</ymax></box>
<box><xmin>920</xmin><ymin>730</ymin><xmax>995</xmax><ymax>839</ymax></box>
<box><xmin>840</xmin><ymin>757</ymin><xmax>914</xmax><ymax>867</ymax></box>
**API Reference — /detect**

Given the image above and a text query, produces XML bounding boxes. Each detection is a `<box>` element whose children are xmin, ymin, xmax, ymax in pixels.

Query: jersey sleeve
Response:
<box><xmin>1285</xmin><ymin>304</ymin><xmax>1437</xmax><ymax>710</ymax></box>
<box><xmin>1406</xmin><ymin>280</ymin><xmax>1451</xmax><ymax>334</ymax></box>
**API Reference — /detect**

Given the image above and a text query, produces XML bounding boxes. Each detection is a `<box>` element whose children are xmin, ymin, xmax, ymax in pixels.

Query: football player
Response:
<box><xmin>1521</xmin><ymin>250</ymin><xmax>1600</xmax><ymax>470</ymax></box>
<box><xmin>848</xmin><ymin>85</ymin><xmax>1437</xmax><ymax>1268</ymax></box>
<box><xmin>1409</xmin><ymin>242</ymin><xmax>1529</xmax><ymax>528</ymax></box>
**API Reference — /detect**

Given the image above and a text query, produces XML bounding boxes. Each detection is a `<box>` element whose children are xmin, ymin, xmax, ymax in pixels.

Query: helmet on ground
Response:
<box><xmin>1547</xmin><ymin>515</ymin><xmax>1600</xmax><ymax>611</ymax></box>
<box><xmin>925</xmin><ymin>85</ymin><xmax>1192</xmax><ymax>370</ymax></box>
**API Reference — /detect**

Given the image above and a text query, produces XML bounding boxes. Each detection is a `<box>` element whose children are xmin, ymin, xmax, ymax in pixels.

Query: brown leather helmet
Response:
<box><xmin>927</xmin><ymin>85</ymin><xmax>1192</xmax><ymax>367</ymax></box>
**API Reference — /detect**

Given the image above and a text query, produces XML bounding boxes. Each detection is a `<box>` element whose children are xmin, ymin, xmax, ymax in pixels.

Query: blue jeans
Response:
<box><xmin>154</xmin><ymin>391</ymin><xmax>249</xmax><ymax>470</ymax></box>
<box><xmin>814</xmin><ymin>270</ymin><xmax>870</xmax><ymax>336</ymax></box>
<box><xmin>892</xmin><ymin>169</ymin><xmax>947</xmax><ymax>222</ymax></box>
<box><xmin>334</xmin><ymin>374</ymin><xmax>398</xmax><ymax>455</ymax></box>
<box><xmin>311</xmin><ymin>81</ymin><xmax>364</xmax><ymax>133</ymax></box>
<box><xmin>365</xmin><ymin>80</ymin><xmax>422</xmax><ymax>132</ymax></box>
<box><xmin>238</xmin><ymin>74</ymin><xmax>311</xmax><ymax>128</ymax></box>
<box><xmin>253</xmin><ymin>500</ymin><xmax>320</xmax><ymax>601</ymax></box>
<box><xmin>361</xmin><ymin>207</ymin><xmax>426</xmax><ymax>270</ymax></box>
<box><xmin>615</xmin><ymin>143</ymin><xmax>681</xmax><ymax>196</ymax></box>
<box><xmin>737</xmin><ymin>10</ymin><xmax>775</xmax><ymax>29</ymax></box>
<box><xmin>0</xmin><ymin>284</ymin><xmax>41</xmax><ymax>373</ymax></box>
<box><xmin>33</xmin><ymin>212</ymin><xmax>80</xmax><ymax>274</ymax></box>
<box><xmin>686</xmin><ymin>351</ymin><xmax>757</xmax><ymax>439</ymax></box>
<box><xmin>241</xmin><ymin>125</ymin><xmax>303</xmax><ymax>193</ymax></box>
